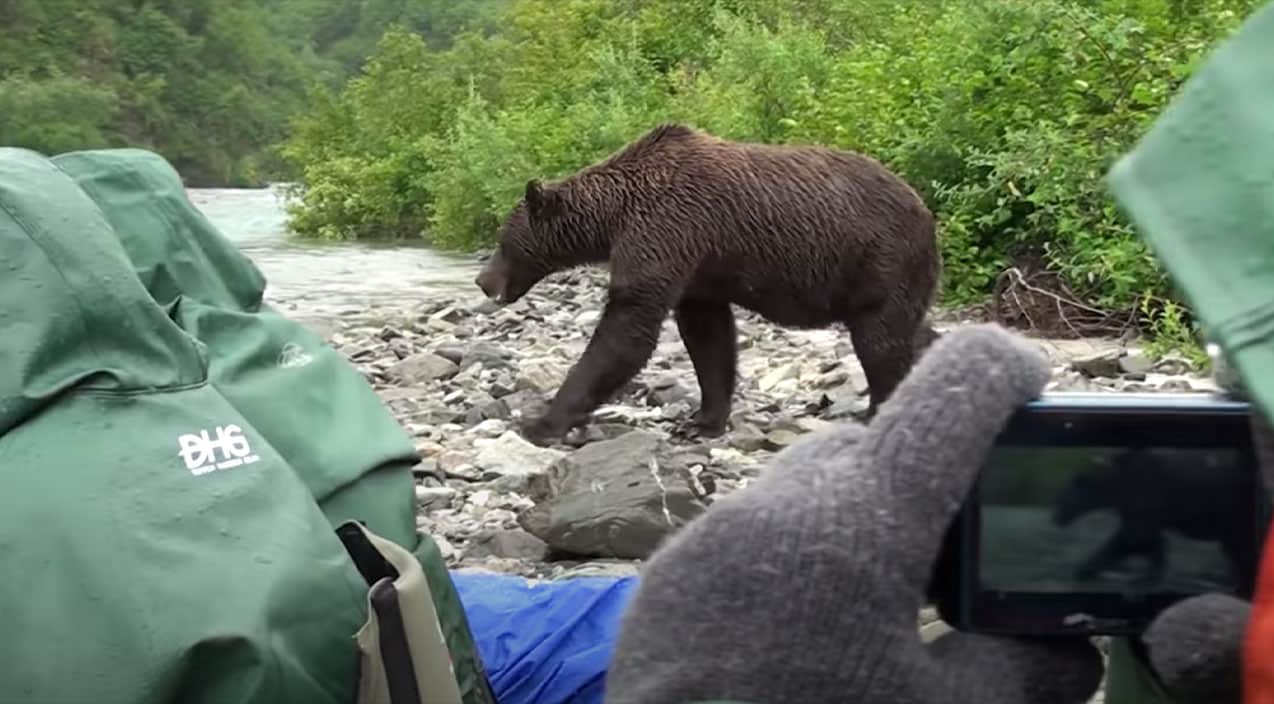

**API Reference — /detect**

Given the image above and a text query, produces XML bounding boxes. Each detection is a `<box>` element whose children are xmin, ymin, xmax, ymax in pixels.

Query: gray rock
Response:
<box><xmin>408</xmin><ymin>405</ymin><xmax>468</xmax><ymax>426</ymax></box>
<box><xmin>1157</xmin><ymin>377</ymin><xmax>1194</xmax><ymax>392</ymax></box>
<box><xmin>473</xmin><ymin>431</ymin><xmax>566</xmax><ymax>478</ymax></box>
<box><xmin>378</xmin><ymin>386</ymin><xmax>429</xmax><ymax>404</ymax></box>
<box><xmin>841</xmin><ymin>363</ymin><xmax>870</xmax><ymax>393</ymax></box>
<box><xmin>433</xmin><ymin>343</ymin><xmax>469</xmax><ymax>364</ymax></box>
<box><xmin>424</xmin><ymin>317</ymin><xmax>457</xmax><ymax>334</ymax></box>
<box><xmin>651</xmin><ymin>380</ymin><xmax>694</xmax><ymax>406</ymax></box>
<box><xmin>1152</xmin><ymin>354</ymin><xmax>1196</xmax><ymax>376</ymax></box>
<box><xmin>822</xmin><ymin>394</ymin><xmax>869</xmax><ymax>421</ymax></box>
<box><xmin>758</xmin><ymin>363</ymin><xmax>799</xmax><ymax>392</ymax></box>
<box><xmin>1118</xmin><ymin>351</ymin><xmax>1153</xmax><ymax>376</ymax></box>
<box><xmin>1047</xmin><ymin>370</ymin><xmax>1100</xmax><ymax>392</ymax></box>
<box><xmin>412</xmin><ymin>458</ymin><xmax>440</xmax><ymax>479</ymax></box>
<box><xmin>465</xmin><ymin>529</ymin><xmax>549</xmax><ymax>561</ymax></box>
<box><xmin>340</xmin><ymin>341</ymin><xmax>380</xmax><ymax>362</ymax></box>
<box><xmin>475</xmin><ymin>397</ymin><xmax>512</xmax><ymax>421</ymax></box>
<box><xmin>729</xmin><ymin>423</ymin><xmax>769</xmax><ymax>453</ymax></box>
<box><xmin>471</xmin><ymin>418</ymin><xmax>510</xmax><ymax>438</ymax></box>
<box><xmin>389</xmin><ymin>352</ymin><xmax>459</xmax><ymax>383</ymax></box>
<box><xmin>576</xmin><ymin>423</ymin><xmax>638</xmax><ymax>445</ymax></box>
<box><xmin>516</xmin><ymin>358</ymin><xmax>568</xmax><ymax>393</ymax></box>
<box><xmin>1071</xmin><ymin>349</ymin><xmax>1123</xmax><ymax>378</ymax></box>
<box><xmin>762</xmin><ymin>428</ymin><xmax>802</xmax><ymax>451</ymax></box>
<box><xmin>461</xmin><ymin>341</ymin><xmax>513</xmax><ymax>370</ymax></box>
<box><xmin>432</xmin><ymin>535</ymin><xmax>460</xmax><ymax>562</ymax></box>
<box><xmin>517</xmin><ymin>429</ymin><xmax>708</xmax><ymax>559</ymax></box>
<box><xmin>660</xmin><ymin>400</ymin><xmax>694</xmax><ymax>421</ymax></box>
<box><xmin>814</xmin><ymin>370</ymin><xmax>849</xmax><ymax>389</ymax></box>
<box><xmin>550</xmin><ymin>561</ymin><xmax>642</xmax><ymax>579</ymax></box>
<box><xmin>388</xmin><ymin>336</ymin><xmax>413</xmax><ymax>360</ymax></box>
<box><xmin>499</xmin><ymin>389</ymin><xmax>546</xmax><ymax>416</ymax></box>
<box><xmin>428</xmin><ymin>305</ymin><xmax>467</xmax><ymax>324</ymax></box>
<box><xmin>415</xmin><ymin>485</ymin><xmax>457</xmax><ymax>510</ymax></box>
<box><xmin>795</xmin><ymin>417</ymin><xmax>837</xmax><ymax>435</ymax></box>
<box><xmin>488</xmin><ymin>379</ymin><xmax>516</xmax><ymax>398</ymax></box>
<box><xmin>468</xmin><ymin>298</ymin><xmax>503</xmax><ymax>316</ymax></box>
<box><xmin>437</xmin><ymin>451</ymin><xmax>472</xmax><ymax>473</ymax></box>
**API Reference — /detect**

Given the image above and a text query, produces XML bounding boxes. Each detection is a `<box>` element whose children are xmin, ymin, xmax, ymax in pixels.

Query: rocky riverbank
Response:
<box><xmin>308</xmin><ymin>266</ymin><xmax>1216</xmax><ymax>704</ymax></box>
<box><xmin>309</xmin><ymin>266</ymin><xmax>1216</xmax><ymax>579</ymax></box>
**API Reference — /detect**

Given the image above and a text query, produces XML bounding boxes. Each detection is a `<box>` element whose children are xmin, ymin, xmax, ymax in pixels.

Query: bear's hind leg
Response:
<box><xmin>674</xmin><ymin>300</ymin><xmax>737</xmax><ymax>436</ymax></box>
<box><xmin>846</xmin><ymin>293</ymin><xmax>930</xmax><ymax>418</ymax></box>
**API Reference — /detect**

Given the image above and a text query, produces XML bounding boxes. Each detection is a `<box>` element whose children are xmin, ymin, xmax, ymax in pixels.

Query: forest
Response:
<box><xmin>0</xmin><ymin>0</ymin><xmax>505</xmax><ymax>186</ymax></box>
<box><xmin>1</xmin><ymin>0</ymin><xmax>1262</xmax><ymax>352</ymax></box>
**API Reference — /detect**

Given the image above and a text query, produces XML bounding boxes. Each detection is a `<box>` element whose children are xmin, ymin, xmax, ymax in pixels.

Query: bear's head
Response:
<box><xmin>1051</xmin><ymin>469</ymin><xmax>1112</xmax><ymax>527</ymax></box>
<box><xmin>475</xmin><ymin>179</ymin><xmax>572</xmax><ymax>305</ymax></box>
<box><xmin>1051</xmin><ymin>449</ymin><xmax>1147</xmax><ymax>527</ymax></box>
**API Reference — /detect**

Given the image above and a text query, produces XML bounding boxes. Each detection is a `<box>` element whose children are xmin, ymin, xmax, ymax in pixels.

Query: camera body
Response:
<box><xmin>930</xmin><ymin>391</ymin><xmax>1270</xmax><ymax>637</ymax></box>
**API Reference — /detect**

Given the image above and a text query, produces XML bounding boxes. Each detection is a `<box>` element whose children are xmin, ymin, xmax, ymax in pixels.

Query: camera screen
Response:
<box><xmin>976</xmin><ymin>445</ymin><xmax>1257</xmax><ymax>596</ymax></box>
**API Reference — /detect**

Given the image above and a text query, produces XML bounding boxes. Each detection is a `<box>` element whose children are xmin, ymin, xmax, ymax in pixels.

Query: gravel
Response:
<box><xmin>313</xmin><ymin>266</ymin><xmax>1216</xmax><ymax>701</ymax></box>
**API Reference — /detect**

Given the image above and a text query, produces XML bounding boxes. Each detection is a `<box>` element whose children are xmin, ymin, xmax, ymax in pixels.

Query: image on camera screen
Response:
<box><xmin>976</xmin><ymin>445</ymin><xmax>1256</xmax><ymax>596</ymax></box>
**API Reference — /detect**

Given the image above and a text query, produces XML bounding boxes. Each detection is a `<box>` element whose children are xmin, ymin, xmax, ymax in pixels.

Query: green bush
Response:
<box><xmin>279</xmin><ymin>0</ymin><xmax>1261</xmax><ymax>343</ymax></box>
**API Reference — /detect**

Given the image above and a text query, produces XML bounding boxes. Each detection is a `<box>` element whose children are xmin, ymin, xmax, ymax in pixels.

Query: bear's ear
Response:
<box><xmin>525</xmin><ymin>179</ymin><xmax>564</xmax><ymax>221</ymax></box>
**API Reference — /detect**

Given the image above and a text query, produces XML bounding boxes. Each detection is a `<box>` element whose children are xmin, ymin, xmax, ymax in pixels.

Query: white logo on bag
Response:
<box><xmin>278</xmin><ymin>342</ymin><xmax>314</xmax><ymax>369</ymax></box>
<box><xmin>177</xmin><ymin>424</ymin><xmax>261</xmax><ymax>475</ymax></box>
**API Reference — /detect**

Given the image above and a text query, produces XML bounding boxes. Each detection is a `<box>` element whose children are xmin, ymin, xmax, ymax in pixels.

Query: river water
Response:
<box><xmin>187</xmin><ymin>186</ymin><xmax>485</xmax><ymax>322</ymax></box>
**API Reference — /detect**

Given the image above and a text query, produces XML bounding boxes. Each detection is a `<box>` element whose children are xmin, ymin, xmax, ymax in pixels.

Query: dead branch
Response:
<box><xmin>990</xmin><ymin>266</ymin><xmax>1138</xmax><ymax>339</ymax></box>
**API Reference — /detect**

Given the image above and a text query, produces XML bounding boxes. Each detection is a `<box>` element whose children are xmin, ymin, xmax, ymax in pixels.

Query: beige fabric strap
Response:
<box><xmin>347</xmin><ymin>522</ymin><xmax>465</xmax><ymax>704</ymax></box>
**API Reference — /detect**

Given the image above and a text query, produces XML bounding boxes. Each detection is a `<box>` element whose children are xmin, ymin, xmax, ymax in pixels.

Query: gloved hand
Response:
<box><xmin>605</xmin><ymin>324</ymin><xmax>1104</xmax><ymax>704</ymax></box>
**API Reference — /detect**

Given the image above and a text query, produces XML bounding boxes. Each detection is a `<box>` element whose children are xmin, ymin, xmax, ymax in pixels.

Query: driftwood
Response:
<box><xmin>990</xmin><ymin>265</ymin><xmax>1138</xmax><ymax>339</ymax></box>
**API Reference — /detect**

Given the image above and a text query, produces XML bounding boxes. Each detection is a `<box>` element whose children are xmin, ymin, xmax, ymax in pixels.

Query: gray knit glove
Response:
<box><xmin>605</xmin><ymin>324</ymin><xmax>1103</xmax><ymax>704</ymax></box>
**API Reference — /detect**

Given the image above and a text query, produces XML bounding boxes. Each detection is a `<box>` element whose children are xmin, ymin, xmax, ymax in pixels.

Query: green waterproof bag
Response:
<box><xmin>0</xmin><ymin>147</ymin><xmax>367</xmax><ymax>703</ymax></box>
<box><xmin>49</xmin><ymin>148</ymin><xmax>496</xmax><ymax>704</ymax></box>
<box><xmin>0</xmin><ymin>147</ymin><xmax>493</xmax><ymax>704</ymax></box>
<box><xmin>48</xmin><ymin>149</ymin><xmax>421</xmax><ymax>543</ymax></box>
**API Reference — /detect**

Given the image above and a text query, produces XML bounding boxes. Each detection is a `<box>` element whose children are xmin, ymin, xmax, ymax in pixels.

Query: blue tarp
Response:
<box><xmin>449</xmin><ymin>571</ymin><xmax>641</xmax><ymax>704</ymax></box>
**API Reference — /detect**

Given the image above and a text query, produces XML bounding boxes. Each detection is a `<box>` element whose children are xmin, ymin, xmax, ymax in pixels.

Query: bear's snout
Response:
<box><xmin>475</xmin><ymin>268</ymin><xmax>507</xmax><ymax>304</ymax></box>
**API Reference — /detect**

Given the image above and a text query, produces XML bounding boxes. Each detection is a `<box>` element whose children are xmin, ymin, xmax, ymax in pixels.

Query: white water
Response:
<box><xmin>187</xmin><ymin>186</ymin><xmax>485</xmax><ymax>321</ymax></box>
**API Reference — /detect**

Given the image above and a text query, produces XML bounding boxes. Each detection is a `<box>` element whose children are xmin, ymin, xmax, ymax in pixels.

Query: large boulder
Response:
<box><xmin>517</xmin><ymin>429</ymin><xmax>708</xmax><ymax>559</ymax></box>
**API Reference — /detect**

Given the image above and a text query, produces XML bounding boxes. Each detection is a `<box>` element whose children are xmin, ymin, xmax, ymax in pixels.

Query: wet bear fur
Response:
<box><xmin>475</xmin><ymin>123</ymin><xmax>943</xmax><ymax>446</ymax></box>
<box><xmin>1052</xmin><ymin>446</ymin><xmax>1258</xmax><ymax>594</ymax></box>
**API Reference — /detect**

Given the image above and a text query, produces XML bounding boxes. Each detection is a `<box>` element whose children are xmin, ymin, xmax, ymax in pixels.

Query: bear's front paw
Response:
<box><xmin>691</xmin><ymin>412</ymin><xmax>728</xmax><ymax>438</ymax></box>
<box><xmin>518</xmin><ymin>413</ymin><xmax>571</xmax><ymax>447</ymax></box>
<box><xmin>848</xmin><ymin>401</ymin><xmax>878</xmax><ymax>424</ymax></box>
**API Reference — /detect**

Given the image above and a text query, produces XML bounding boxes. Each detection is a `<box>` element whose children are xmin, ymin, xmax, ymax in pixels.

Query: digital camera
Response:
<box><xmin>930</xmin><ymin>391</ymin><xmax>1269</xmax><ymax>636</ymax></box>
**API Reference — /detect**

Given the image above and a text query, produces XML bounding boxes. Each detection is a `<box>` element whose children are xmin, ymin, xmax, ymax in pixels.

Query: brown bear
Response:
<box><xmin>475</xmin><ymin>123</ymin><xmax>942</xmax><ymax>446</ymax></box>
<box><xmin>1052</xmin><ymin>446</ymin><xmax>1258</xmax><ymax>594</ymax></box>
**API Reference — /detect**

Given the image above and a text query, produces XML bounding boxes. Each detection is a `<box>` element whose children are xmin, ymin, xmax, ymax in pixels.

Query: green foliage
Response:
<box><xmin>282</xmin><ymin>0</ymin><xmax>1260</xmax><ymax>342</ymax></box>
<box><xmin>0</xmin><ymin>0</ymin><xmax>508</xmax><ymax>186</ymax></box>
<box><xmin>0</xmin><ymin>72</ymin><xmax>120</xmax><ymax>154</ymax></box>
<box><xmin>1139</xmin><ymin>295</ymin><xmax>1209</xmax><ymax>368</ymax></box>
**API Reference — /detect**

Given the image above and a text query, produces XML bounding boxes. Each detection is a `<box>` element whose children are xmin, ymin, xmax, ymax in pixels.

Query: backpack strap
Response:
<box><xmin>338</xmin><ymin>520</ymin><xmax>466</xmax><ymax>704</ymax></box>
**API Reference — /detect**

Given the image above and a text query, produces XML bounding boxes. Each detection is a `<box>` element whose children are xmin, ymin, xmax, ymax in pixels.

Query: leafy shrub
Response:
<box><xmin>280</xmin><ymin>0</ymin><xmax>1262</xmax><ymax>346</ymax></box>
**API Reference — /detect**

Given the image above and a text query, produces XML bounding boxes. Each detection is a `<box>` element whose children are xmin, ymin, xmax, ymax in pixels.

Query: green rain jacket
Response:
<box><xmin>0</xmin><ymin>147</ymin><xmax>495</xmax><ymax>704</ymax></box>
